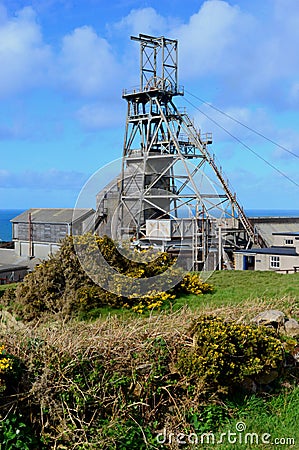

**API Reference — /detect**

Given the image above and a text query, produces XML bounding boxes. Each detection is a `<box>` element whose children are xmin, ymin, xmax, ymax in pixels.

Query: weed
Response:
<box><xmin>0</xmin><ymin>412</ymin><xmax>40</xmax><ymax>449</ymax></box>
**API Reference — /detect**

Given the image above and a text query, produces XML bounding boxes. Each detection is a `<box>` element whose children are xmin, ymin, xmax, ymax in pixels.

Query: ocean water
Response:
<box><xmin>0</xmin><ymin>209</ymin><xmax>299</xmax><ymax>242</ymax></box>
<box><xmin>0</xmin><ymin>209</ymin><xmax>25</xmax><ymax>242</ymax></box>
<box><xmin>246</xmin><ymin>209</ymin><xmax>299</xmax><ymax>217</ymax></box>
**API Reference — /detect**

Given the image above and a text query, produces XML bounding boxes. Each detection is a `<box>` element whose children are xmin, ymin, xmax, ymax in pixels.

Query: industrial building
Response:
<box><xmin>234</xmin><ymin>232</ymin><xmax>299</xmax><ymax>273</ymax></box>
<box><xmin>0</xmin><ymin>208</ymin><xmax>95</xmax><ymax>283</ymax></box>
<box><xmin>11</xmin><ymin>208</ymin><xmax>95</xmax><ymax>259</ymax></box>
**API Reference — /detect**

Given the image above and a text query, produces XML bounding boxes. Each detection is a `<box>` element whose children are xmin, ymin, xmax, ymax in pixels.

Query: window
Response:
<box><xmin>285</xmin><ymin>239</ymin><xmax>293</xmax><ymax>245</ymax></box>
<box><xmin>270</xmin><ymin>256</ymin><xmax>280</xmax><ymax>268</ymax></box>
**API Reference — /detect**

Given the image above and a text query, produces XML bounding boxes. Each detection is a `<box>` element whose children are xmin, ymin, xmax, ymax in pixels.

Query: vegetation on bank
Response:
<box><xmin>0</xmin><ymin>236</ymin><xmax>298</xmax><ymax>448</ymax></box>
<box><xmin>0</xmin><ymin>307</ymin><xmax>298</xmax><ymax>449</ymax></box>
<box><xmin>1</xmin><ymin>234</ymin><xmax>212</xmax><ymax>321</ymax></box>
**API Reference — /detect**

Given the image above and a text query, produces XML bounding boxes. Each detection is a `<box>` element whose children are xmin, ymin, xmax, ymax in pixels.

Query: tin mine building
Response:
<box><xmin>95</xmin><ymin>34</ymin><xmax>265</xmax><ymax>271</ymax></box>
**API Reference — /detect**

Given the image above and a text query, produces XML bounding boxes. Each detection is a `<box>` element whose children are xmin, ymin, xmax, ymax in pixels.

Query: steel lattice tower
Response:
<box><xmin>97</xmin><ymin>34</ymin><xmax>264</xmax><ymax>270</ymax></box>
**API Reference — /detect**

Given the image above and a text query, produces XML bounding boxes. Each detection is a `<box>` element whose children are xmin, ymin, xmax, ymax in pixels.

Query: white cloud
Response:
<box><xmin>0</xmin><ymin>5</ymin><xmax>123</xmax><ymax>102</ymax></box>
<box><xmin>76</xmin><ymin>102</ymin><xmax>125</xmax><ymax>130</ymax></box>
<box><xmin>59</xmin><ymin>26</ymin><xmax>121</xmax><ymax>98</ymax></box>
<box><xmin>170</xmin><ymin>0</ymin><xmax>299</xmax><ymax>107</ymax></box>
<box><xmin>175</xmin><ymin>1</ymin><xmax>255</xmax><ymax>79</ymax></box>
<box><xmin>1</xmin><ymin>1</ymin><xmax>299</xmax><ymax>134</ymax></box>
<box><xmin>0</xmin><ymin>6</ymin><xmax>52</xmax><ymax>97</ymax></box>
<box><xmin>113</xmin><ymin>7</ymin><xmax>169</xmax><ymax>37</ymax></box>
<box><xmin>191</xmin><ymin>102</ymin><xmax>271</xmax><ymax>145</ymax></box>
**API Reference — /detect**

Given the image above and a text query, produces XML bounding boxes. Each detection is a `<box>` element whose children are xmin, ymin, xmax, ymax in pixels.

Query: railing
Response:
<box><xmin>276</xmin><ymin>267</ymin><xmax>299</xmax><ymax>274</ymax></box>
<box><xmin>122</xmin><ymin>84</ymin><xmax>184</xmax><ymax>97</ymax></box>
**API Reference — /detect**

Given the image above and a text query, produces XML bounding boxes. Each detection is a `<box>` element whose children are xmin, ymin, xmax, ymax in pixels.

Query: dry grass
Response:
<box><xmin>0</xmin><ymin>296</ymin><xmax>298</xmax><ymax>448</ymax></box>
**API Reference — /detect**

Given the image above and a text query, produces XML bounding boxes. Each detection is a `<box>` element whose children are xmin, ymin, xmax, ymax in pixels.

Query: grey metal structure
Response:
<box><xmin>97</xmin><ymin>34</ymin><xmax>265</xmax><ymax>270</ymax></box>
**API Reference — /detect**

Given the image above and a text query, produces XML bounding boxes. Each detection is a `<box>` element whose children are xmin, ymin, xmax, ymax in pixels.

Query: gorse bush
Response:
<box><xmin>177</xmin><ymin>316</ymin><xmax>284</xmax><ymax>394</ymax></box>
<box><xmin>176</xmin><ymin>272</ymin><xmax>214</xmax><ymax>295</ymax></box>
<box><xmin>130</xmin><ymin>291</ymin><xmax>176</xmax><ymax>313</ymax></box>
<box><xmin>2</xmin><ymin>234</ymin><xmax>212</xmax><ymax>321</ymax></box>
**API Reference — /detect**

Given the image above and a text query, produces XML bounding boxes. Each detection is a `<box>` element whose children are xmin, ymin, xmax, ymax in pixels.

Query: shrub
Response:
<box><xmin>130</xmin><ymin>291</ymin><xmax>176</xmax><ymax>313</ymax></box>
<box><xmin>0</xmin><ymin>312</ymin><xmax>297</xmax><ymax>448</ymax></box>
<box><xmin>177</xmin><ymin>316</ymin><xmax>284</xmax><ymax>394</ymax></box>
<box><xmin>177</xmin><ymin>273</ymin><xmax>214</xmax><ymax>295</ymax></box>
<box><xmin>2</xmin><ymin>234</ymin><xmax>213</xmax><ymax>320</ymax></box>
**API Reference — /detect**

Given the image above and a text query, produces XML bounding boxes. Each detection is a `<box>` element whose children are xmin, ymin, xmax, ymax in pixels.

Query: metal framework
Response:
<box><xmin>98</xmin><ymin>34</ymin><xmax>265</xmax><ymax>270</ymax></box>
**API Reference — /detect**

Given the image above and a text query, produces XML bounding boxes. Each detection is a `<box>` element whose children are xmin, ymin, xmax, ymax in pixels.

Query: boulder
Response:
<box><xmin>283</xmin><ymin>318</ymin><xmax>299</xmax><ymax>337</ymax></box>
<box><xmin>252</xmin><ymin>310</ymin><xmax>285</xmax><ymax>329</ymax></box>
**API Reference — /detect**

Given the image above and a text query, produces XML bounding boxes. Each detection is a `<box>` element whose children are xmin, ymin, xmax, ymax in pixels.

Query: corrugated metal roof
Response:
<box><xmin>11</xmin><ymin>208</ymin><xmax>95</xmax><ymax>224</ymax></box>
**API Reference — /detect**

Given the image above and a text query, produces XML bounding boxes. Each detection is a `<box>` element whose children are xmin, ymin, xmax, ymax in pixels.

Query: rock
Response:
<box><xmin>136</xmin><ymin>363</ymin><xmax>152</xmax><ymax>373</ymax></box>
<box><xmin>255</xmin><ymin>370</ymin><xmax>279</xmax><ymax>385</ymax></box>
<box><xmin>283</xmin><ymin>318</ymin><xmax>299</xmax><ymax>337</ymax></box>
<box><xmin>0</xmin><ymin>310</ymin><xmax>24</xmax><ymax>331</ymax></box>
<box><xmin>252</xmin><ymin>310</ymin><xmax>285</xmax><ymax>329</ymax></box>
<box><xmin>241</xmin><ymin>377</ymin><xmax>257</xmax><ymax>393</ymax></box>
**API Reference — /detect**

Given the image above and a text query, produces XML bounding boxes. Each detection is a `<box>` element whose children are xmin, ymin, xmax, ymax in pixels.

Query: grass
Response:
<box><xmin>167</xmin><ymin>387</ymin><xmax>299</xmax><ymax>449</ymax></box>
<box><xmin>209</xmin><ymin>270</ymin><xmax>299</xmax><ymax>302</ymax></box>
<box><xmin>0</xmin><ymin>283</ymin><xmax>17</xmax><ymax>292</ymax></box>
<box><xmin>165</xmin><ymin>270</ymin><xmax>299</xmax><ymax>449</ymax></box>
<box><xmin>3</xmin><ymin>306</ymin><xmax>295</xmax><ymax>449</ymax></box>
<box><xmin>76</xmin><ymin>270</ymin><xmax>299</xmax><ymax>322</ymax></box>
<box><xmin>173</xmin><ymin>270</ymin><xmax>299</xmax><ymax>313</ymax></box>
<box><xmin>203</xmin><ymin>387</ymin><xmax>299</xmax><ymax>449</ymax></box>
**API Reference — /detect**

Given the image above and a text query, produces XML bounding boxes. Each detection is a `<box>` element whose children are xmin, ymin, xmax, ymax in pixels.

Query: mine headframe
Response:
<box><xmin>100</xmin><ymin>34</ymin><xmax>265</xmax><ymax>270</ymax></box>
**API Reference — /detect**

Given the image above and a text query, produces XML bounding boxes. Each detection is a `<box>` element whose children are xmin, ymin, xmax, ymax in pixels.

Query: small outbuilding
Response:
<box><xmin>11</xmin><ymin>208</ymin><xmax>95</xmax><ymax>259</ymax></box>
<box><xmin>0</xmin><ymin>264</ymin><xmax>28</xmax><ymax>284</ymax></box>
<box><xmin>234</xmin><ymin>232</ymin><xmax>299</xmax><ymax>273</ymax></box>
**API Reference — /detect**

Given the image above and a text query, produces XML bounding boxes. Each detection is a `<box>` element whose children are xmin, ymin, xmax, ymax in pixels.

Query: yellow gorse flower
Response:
<box><xmin>0</xmin><ymin>345</ymin><xmax>13</xmax><ymax>374</ymax></box>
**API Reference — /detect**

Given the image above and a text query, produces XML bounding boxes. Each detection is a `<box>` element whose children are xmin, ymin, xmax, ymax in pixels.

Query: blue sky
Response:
<box><xmin>0</xmin><ymin>0</ymin><xmax>299</xmax><ymax>210</ymax></box>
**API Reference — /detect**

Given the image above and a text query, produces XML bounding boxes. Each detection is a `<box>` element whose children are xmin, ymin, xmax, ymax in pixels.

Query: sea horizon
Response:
<box><xmin>1</xmin><ymin>208</ymin><xmax>299</xmax><ymax>242</ymax></box>
<box><xmin>0</xmin><ymin>209</ymin><xmax>25</xmax><ymax>242</ymax></box>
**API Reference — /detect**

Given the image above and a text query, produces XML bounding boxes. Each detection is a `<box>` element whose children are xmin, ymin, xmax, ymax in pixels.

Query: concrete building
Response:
<box><xmin>11</xmin><ymin>208</ymin><xmax>95</xmax><ymax>259</ymax></box>
<box><xmin>234</xmin><ymin>232</ymin><xmax>299</xmax><ymax>273</ymax></box>
<box><xmin>250</xmin><ymin>216</ymin><xmax>299</xmax><ymax>247</ymax></box>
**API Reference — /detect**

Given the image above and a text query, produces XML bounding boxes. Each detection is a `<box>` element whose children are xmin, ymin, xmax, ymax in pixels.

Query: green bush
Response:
<box><xmin>2</xmin><ymin>234</ymin><xmax>212</xmax><ymax>321</ymax></box>
<box><xmin>177</xmin><ymin>316</ymin><xmax>284</xmax><ymax>394</ymax></box>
